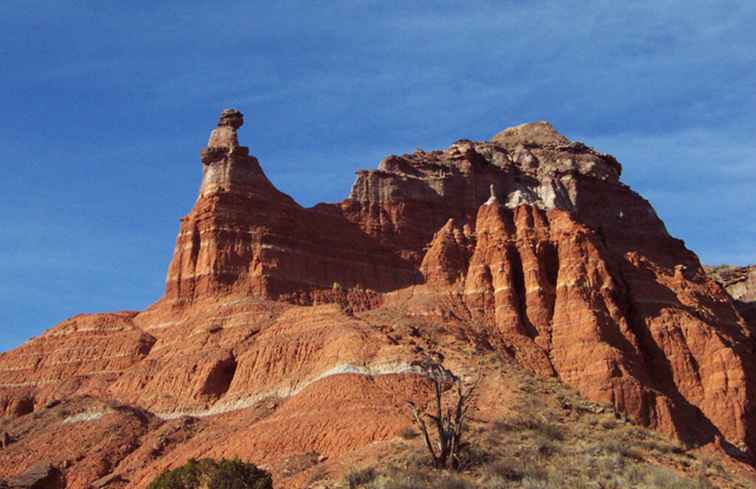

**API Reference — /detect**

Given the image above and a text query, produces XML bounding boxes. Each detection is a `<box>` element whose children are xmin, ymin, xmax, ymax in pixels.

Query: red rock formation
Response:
<box><xmin>1</xmin><ymin>109</ymin><xmax>754</xmax><ymax>487</ymax></box>
<box><xmin>709</xmin><ymin>265</ymin><xmax>756</xmax><ymax>328</ymax></box>
<box><xmin>0</xmin><ymin>312</ymin><xmax>154</xmax><ymax>417</ymax></box>
<box><xmin>164</xmin><ymin>109</ymin><xmax>423</xmax><ymax>306</ymax></box>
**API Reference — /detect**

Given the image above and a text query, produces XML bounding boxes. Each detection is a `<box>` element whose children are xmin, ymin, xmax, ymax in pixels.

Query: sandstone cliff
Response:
<box><xmin>1</xmin><ymin>110</ymin><xmax>754</xmax><ymax>488</ymax></box>
<box><xmin>709</xmin><ymin>265</ymin><xmax>756</xmax><ymax>328</ymax></box>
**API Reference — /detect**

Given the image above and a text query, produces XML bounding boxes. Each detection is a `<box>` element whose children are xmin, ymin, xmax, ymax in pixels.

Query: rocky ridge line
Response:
<box><xmin>1</xmin><ymin>109</ymin><xmax>754</xmax><ymax>488</ymax></box>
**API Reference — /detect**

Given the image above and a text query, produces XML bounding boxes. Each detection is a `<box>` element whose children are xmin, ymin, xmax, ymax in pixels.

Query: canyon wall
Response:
<box><xmin>1</xmin><ymin>110</ymin><xmax>754</xmax><ymax>487</ymax></box>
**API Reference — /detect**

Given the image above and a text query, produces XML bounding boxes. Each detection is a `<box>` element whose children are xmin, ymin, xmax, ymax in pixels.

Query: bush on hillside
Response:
<box><xmin>147</xmin><ymin>458</ymin><xmax>272</xmax><ymax>489</ymax></box>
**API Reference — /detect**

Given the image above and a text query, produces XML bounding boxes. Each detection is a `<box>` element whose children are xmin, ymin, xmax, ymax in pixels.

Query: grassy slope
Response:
<box><xmin>305</xmin><ymin>357</ymin><xmax>756</xmax><ymax>489</ymax></box>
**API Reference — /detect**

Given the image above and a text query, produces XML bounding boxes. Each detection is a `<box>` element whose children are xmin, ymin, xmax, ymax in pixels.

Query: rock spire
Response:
<box><xmin>207</xmin><ymin>108</ymin><xmax>244</xmax><ymax>150</ymax></box>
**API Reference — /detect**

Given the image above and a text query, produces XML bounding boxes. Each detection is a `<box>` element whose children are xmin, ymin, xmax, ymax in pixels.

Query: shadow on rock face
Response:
<box><xmin>5</xmin><ymin>463</ymin><xmax>64</xmax><ymax>489</ymax></box>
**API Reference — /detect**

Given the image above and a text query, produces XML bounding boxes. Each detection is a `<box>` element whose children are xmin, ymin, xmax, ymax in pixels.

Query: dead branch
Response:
<box><xmin>406</xmin><ymin>365</ymin><xmax>480</xmax><ymax>470</ymax></box>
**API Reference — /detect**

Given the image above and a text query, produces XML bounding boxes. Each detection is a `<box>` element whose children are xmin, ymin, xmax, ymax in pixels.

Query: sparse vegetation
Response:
<box><xmin>406</xmin><ymin>365</ymin><xmax>479</xmax><ymax>470</ymax></box>
<box><xmin>338</xmin><ymin>365</ymin><xmax>748</xmax><ymax>489</ymax></box>
<box><xmin>589</xmin><ymin>438</ymin><xmax>643</xmax><ymax>460</ymax></box>
<box><xmin>146</xmin><ymin>458</ymin><xmax>272</xmax><ymax>489</ymax></box>
<box><xmin>346</xmin><ymin>467</ymin><xmax>378</xmax><ymax>489</ymax></box>
<box><xmin>399</xmin><ymin>426</ymin><xmax>419</xmax><ymax>440</ymax></box>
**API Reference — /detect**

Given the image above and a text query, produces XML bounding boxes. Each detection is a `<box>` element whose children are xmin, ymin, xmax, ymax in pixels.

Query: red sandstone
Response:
<box><xmin>1</xmin><ymin>110</ymin><xmax>754</xmax><ymax>487</ymax></box>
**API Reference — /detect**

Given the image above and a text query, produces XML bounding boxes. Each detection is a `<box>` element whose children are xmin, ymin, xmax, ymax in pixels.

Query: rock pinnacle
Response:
<box><xmin>207</xmin><ymin>108</ymin><xmax>244</xmax><ymax>150</ymax></box>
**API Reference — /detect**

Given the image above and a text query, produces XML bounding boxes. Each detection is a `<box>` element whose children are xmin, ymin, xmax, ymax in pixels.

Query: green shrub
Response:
<box><xmin>147</xmin><ymin>458</ymin><xmax>272</xmax><ymax>489</ymax></box>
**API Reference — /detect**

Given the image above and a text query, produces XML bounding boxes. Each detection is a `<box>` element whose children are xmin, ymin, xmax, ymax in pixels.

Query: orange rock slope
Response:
<box><xmin>1</xmin><ymin>109</ymin><xmax>754</xmax><ymax>487</ymax></box>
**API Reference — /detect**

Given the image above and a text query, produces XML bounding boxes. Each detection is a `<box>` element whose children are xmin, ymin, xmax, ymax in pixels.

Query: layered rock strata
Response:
<box><xmin>165</xmin><ymin>109</ymin><xmax>418</xmax><ymax>305</ymax></box>
<box><xmin>1</xmin><ymin>110</ymin><xmax>754</xmax><ymax>487</ymax></box>
<box><xmin>160</xmin><ymin>113</ymin><xmax>756</xmax><ymax>455</ymax></box>
<box><xmin>0</xmin><ymin>312</ymin><xmax>154</xmax><ymax>417</ymax></box>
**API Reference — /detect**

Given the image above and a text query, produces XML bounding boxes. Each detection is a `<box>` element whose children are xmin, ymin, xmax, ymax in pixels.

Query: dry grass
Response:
<box><xmin>398</xmin><ymin>426</ymin><xmax>418</xmax><ymax>440</ymax></box>
<box><xmin>346</xmin><ymin>467</ymin><xmax>377</xmax><ymax>489</ymax></box>
<box><xmin>320</xmin><ymin>311</ymin><xmax>750</xmax><ymax>489</ymax></box>
<box><xmin>336</xmin><ymin>365</ymin><xmax>753</xmax><ymax>489</ymax></box>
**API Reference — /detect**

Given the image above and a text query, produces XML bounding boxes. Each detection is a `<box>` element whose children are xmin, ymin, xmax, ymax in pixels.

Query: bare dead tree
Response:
<box><xmin>406</xmin><ymin>366</ymin><xmax>479</xmax><ymax>470</ymax></box>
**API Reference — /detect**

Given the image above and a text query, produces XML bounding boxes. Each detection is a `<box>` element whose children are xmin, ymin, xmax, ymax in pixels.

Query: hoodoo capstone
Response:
<box><xmin>207</xmin><ymin>108</ymin><xmax>244</xmax><ymax>149</ymax></box>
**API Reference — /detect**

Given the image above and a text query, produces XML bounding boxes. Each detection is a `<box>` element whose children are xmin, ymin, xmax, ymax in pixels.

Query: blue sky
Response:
<box><xmin>1</xmin><ymin>1</ymin><xmax>754</xmax><ymax>351</ymax></box>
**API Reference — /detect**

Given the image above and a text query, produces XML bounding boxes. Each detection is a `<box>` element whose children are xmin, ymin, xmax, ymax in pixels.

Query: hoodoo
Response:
<box><xmin>164</xmin><ymin>109</ymin><xmax>419</xmax><ymax>305</ymax></box>
<box><xmin>1</xmin><ymin>109</ymin><xmax>755</xmax><ymax>487</ymax></box>
<box><xmin>207</xmin><ymin>108</ymin><xmax>244</xmax><ymax>150</ymax></box>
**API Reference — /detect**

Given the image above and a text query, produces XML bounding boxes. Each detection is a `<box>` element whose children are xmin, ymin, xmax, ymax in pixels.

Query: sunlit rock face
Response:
<box><xmin>207</xmin><ymin>108</ymin><xmax>243</xmax><ymax>149</ymax></box>
<box><xmin>1</xmin><ymin>109</ymin><xmax>755</xmax><ymax>488</ymax></box>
